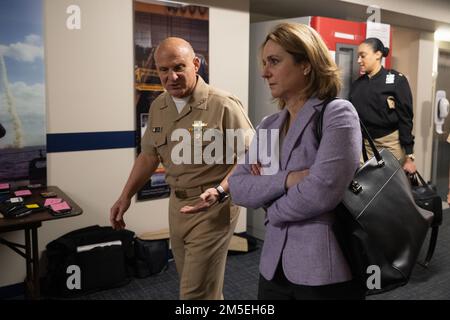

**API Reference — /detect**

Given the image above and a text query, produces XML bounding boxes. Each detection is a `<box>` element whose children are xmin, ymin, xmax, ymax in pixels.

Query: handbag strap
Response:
<box><xmin>413</xmin><ymin>171</ymin><xmax>434</xmax><ymax>192</ymax></box>
<box><xmin>316</xmin><ymin>99</ymin><xmax>384</xmax><ymax>166</ymax></box>
<box><xmin>359</xmin><ymin>120</ymin><xmax>384</xmax><ymax>165</ymax></box>
<box><xmin>315</xmin><ymin>97</ymin><xmax>337</xmax><ymax>141</ymax></box>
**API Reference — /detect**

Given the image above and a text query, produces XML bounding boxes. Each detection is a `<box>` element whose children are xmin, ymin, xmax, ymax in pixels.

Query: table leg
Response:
<box><xmin>31</xmin><ymin>227</ymin><xmax>40</xmax><ymax>299</ymax></box>
<box><xmin>24</xmin><ymin>228</ymin><xmax>32</xmax><ymax>299</ymax></box>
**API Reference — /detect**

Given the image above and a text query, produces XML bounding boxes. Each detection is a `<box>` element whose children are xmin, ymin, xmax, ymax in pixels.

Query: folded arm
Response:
<box><xmin>267</xmin><ymin>102</ymin><xmax>362</xmax><ymax>226</ymax></box>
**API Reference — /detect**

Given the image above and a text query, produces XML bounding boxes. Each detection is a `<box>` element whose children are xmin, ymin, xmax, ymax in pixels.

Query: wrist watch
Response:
<box><xmin>215</xmin><ymin>185</ymin><xmax>229</xmax><ymax>203</ymax></box>
<box><xmin>406</xmin><ymin>154</ymin><xmax>415</xmax><ymax>161</ymax></box>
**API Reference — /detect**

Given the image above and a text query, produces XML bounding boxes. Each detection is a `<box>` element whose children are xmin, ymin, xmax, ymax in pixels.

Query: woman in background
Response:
<box><xmin>349</xmin><ymin>37</ymin><xmax>416</xmax><ymax>173</ymax></box>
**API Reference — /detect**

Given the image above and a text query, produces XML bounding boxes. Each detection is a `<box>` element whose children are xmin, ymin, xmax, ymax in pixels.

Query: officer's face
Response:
<box><xmin>261</xmin><ymin>40</ymin><xmax>310</xmax><ymax>102</ymax></box>
<box><xmin>155</xmin><ymin>46</ymin><xmax>200</xmax><ymax>98</ymax></box>
<box><xmin>358</xmin><ymin>43</ymin><xmax>382</xmax><ymax>74</ymax></box>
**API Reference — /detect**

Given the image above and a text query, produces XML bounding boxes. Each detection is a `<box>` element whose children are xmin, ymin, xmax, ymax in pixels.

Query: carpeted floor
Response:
<box><xmin>72</xmin><ymin>208</ymin><xmax>450</xmax><ymax>300</ymax></box>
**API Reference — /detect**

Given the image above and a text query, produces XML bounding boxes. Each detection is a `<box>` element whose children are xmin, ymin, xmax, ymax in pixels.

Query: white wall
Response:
<box><xmin>0</xmin><ymin>0</ymin><xmax>250</xmax><ymax>288</ymax></box>
<box><xmin>391</xmin><ymin>28</ymin><xmax>437</xmax><ymax>180</ymax></box>
<box><xmin>414</xmin><ymin>33</ymin><xmax>437</xmax><ymax>180</ymax></box>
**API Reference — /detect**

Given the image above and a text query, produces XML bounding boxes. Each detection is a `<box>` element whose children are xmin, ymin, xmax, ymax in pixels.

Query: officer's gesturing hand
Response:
<box><xmin>180</xmin><ymin>188</ymin><xmax>219</xmax><ymax>214</ymax></box>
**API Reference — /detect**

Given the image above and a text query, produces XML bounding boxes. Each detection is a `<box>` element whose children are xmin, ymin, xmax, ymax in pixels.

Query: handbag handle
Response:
<box><xmin>414</xmin><ymin>171</ymin><xmax>427</xmax><ymax>186</ymax></box>
<box><xmin>359</xmin><ymin>120</ymin><xmax>384</xmax><ymax>166</ymax></box>
<box><xmin>412</xmin><ymin>170</ymin><xmax>434</xmax><ymax>192</ymax></box>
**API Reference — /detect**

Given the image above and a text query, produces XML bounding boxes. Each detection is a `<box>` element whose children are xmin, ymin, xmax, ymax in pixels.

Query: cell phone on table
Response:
<box><xmin>41</xmin><ymin>191</ymin><xmax>57</xmax><ymax>198</ymax></box>
<box><xmin>49</xmin><ymin>201</ymin><xmax>72</xmax><ymax>216</ymax></box>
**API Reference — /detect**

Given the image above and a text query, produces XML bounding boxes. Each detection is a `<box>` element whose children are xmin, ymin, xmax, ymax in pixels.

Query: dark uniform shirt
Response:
<box><xmin>349</xmin><ymin>67</ymin><xmax>414</xmax><ymax>154</ymax></box>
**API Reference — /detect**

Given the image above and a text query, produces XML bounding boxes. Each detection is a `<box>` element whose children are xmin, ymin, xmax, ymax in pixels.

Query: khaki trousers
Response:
<box><xmin>361</xmin><ymin>130</ymin><xmax>406</xmax><ymax>165</ymax></box>
<box><xmin>168</xmin><ymin>191</ymin><xmax>239</xmax><ymax>300</ymax></box>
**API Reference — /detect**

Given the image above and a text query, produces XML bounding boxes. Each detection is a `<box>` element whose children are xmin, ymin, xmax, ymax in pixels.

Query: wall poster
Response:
<box><xmin>0</xmin><ymin>0</ymin><xmax>47</xmax><ymax>191</ymax></box>
<box><xmin>134</xmin><ymin>0</ymin><xmax>209</xmax><ymax>201</ymax></box>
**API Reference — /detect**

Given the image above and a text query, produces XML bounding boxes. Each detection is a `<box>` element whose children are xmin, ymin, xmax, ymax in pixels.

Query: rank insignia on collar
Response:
<box><xmin>152</xmin><ymin>127</ymin><xmax>162</xmax><ymax>133</ymax></box>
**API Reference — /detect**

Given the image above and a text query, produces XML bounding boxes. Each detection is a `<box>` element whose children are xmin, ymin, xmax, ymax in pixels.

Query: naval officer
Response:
<box><xmin>110</xmin><ymin>37</ymin><xmax>253</xmax><ymax>300</ymax></box>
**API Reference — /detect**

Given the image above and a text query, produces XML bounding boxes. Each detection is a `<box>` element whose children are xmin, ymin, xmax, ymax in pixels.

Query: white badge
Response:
<box><xmin>386</xmin><ymin>74</ymin><xmax>395</xmax><ymax>84</ymax></box>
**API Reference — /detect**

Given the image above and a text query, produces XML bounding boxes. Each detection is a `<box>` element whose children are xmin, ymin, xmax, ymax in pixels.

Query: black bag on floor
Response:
<box><xmin>42</xmin><ymin>225</ymin><xmax>135</xmax><ymax>297</ymax></box>
<box><xmin>134</xmin><ymin>238</ymin><xmax>169</xmax><ymax>278</ymax></box>
<box><xmin>409</xmin><ymin>171</ymin><xmax>443</xmax><ymax>267</ymax></box>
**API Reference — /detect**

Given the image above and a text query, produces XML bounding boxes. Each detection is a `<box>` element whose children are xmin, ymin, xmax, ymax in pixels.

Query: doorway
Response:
<box><xmin>432</xmin><ymin>49</ymin><xmax>450</xmax><ymax>207</ymax></box>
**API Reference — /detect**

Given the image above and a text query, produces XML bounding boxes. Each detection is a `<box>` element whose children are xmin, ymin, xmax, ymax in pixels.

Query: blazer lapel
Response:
<box><xmin>281</xmin><ymin>97</ymin><xmax>324</xmax><ymax>169</ymax></box>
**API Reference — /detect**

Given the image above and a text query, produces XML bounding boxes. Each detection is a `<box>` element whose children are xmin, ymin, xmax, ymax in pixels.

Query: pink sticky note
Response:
<box><xmin>15</xmin><ymin>190</ymin><xmax>32</xmax><ymax>197</ymax></box>
<box><xmin>0</xmin><ymin>183</ymin><xmax>9</xmax><ymax>190</ymax></box>
<box><xmin>44</xmin><ymin>198</ymin><xmax>63</xmax><ymax>207</ymax></box>
<box><xmin>0</xmin><ymin>183</ymin><xmax>10</xmax><ymax>190</ymax></box>
<box><xmin>50</xmin><ymin>201</ymin><xmax>71</xmax><ymax>212</ymax></box>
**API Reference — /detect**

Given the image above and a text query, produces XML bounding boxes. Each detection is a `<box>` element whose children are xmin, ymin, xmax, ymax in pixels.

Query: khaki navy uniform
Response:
<box><xmin>141</xmin><ymin>76</ymin><xmax>254</xmax><ymax>299</ymax></box>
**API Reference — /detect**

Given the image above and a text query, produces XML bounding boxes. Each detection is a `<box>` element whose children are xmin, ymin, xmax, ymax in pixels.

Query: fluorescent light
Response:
<box><xmin>434</xmin><ymin>27</ymin><xmax>450</xmax><ymax>42</ymax></box>
<box><xmin>137</xmin><ymin>0</ymin><xmax>189</xmax><ymax>7</ymax></box>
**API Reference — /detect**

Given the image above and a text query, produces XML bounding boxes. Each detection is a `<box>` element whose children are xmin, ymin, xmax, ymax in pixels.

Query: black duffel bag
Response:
<box><xmin>42</xmin><ymin>225</ymin><xmax>135</xmax><ymax>298</ymax></box>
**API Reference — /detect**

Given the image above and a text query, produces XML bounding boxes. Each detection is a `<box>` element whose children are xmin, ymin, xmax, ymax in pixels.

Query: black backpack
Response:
<box><xmin>42</xmin><ymin>225</ymin><xmax>135</xmax><ymax>298</ymax></box>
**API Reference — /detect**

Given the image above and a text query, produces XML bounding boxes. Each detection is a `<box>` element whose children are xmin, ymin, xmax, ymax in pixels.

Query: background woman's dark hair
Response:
<box><xmin>363</xmin><ymin>37</ymin><xmax>389</xmax><ymax>57</ymax></box>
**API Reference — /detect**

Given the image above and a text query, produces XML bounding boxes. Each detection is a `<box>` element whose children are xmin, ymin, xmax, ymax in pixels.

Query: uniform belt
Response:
<box><xmin>173</xmin><ymin>184</ymin><xmax>217</xmax><ymax>199</ymax></box>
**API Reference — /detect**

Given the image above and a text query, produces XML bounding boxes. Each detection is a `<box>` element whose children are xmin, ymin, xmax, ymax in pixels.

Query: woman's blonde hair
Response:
<box><xmin>262</xmin><ymin>23</ymin><xmax>341</xmax><ymax>107</ymax></box>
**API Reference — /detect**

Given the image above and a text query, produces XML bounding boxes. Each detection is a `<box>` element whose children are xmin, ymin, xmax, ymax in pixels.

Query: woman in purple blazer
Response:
<box><xmin>228</xmin><ymin>23</ymin><xmax>364</xmax><ymax>299</ymax></box>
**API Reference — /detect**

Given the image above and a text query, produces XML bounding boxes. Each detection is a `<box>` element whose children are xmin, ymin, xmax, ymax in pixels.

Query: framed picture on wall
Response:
<box><xmin>0</xmin><ymin>0</ymin><xmax>47</xmax><ymax>189</ymax></box>
<box><xmin>134</xmin><ymin>0</ymin><xmax>209</xmax><ymax>201</ymax></box>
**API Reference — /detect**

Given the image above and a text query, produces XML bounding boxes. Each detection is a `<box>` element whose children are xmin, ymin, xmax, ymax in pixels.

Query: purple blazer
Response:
<box><xmin>228</xmin><ymin>97</ymin><xmax>362</xmax><ymax>286</ymax></box>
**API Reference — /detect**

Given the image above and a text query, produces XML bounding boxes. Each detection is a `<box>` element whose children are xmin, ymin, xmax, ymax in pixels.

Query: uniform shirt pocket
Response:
<box><xmin>154</xmin><ymin>133</ymin><xmax>167</xmax><ymax>148</ymax></box>
<box><xmin>153</xmin><ymin>133</ymin><xmax>168</xmax><ymax>163</ymax></box>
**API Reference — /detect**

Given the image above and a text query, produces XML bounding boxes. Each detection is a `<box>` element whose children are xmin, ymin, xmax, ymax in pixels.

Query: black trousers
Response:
<box><xmin>258</xmin><ymin>262</ymin><xmax>366</xmax><ymax>300</ymax></box>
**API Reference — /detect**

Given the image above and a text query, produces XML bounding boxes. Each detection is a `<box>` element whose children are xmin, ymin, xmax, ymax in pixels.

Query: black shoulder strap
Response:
<box><xmin>315</xmin><ymin>97</ymin><xmax>337</xmax><ymax>142</ymax></box>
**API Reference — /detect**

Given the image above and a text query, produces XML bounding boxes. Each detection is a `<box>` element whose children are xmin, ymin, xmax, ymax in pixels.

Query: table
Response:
<box><xmin>0</xmin><ymin>186</ymin><xmax>83</xmax><ymax>299</ymax></box>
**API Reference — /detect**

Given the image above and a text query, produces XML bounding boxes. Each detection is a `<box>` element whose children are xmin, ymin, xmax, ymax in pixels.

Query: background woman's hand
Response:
<box><xmin>403</xmin><ymin>158</ymin><xmax>416</xmax><ymax>174</ymax></box>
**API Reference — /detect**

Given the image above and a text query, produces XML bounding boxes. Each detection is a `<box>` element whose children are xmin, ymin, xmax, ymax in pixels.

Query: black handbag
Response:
<box><xmin>316</xmin><ymin>101</ymin><xmax>434</xmax><ymax>295</ymax></box>
<box><xmin>408</xmin><ymin>171</ymin><xmax>443</xmax><ymax>267</ymax></box>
